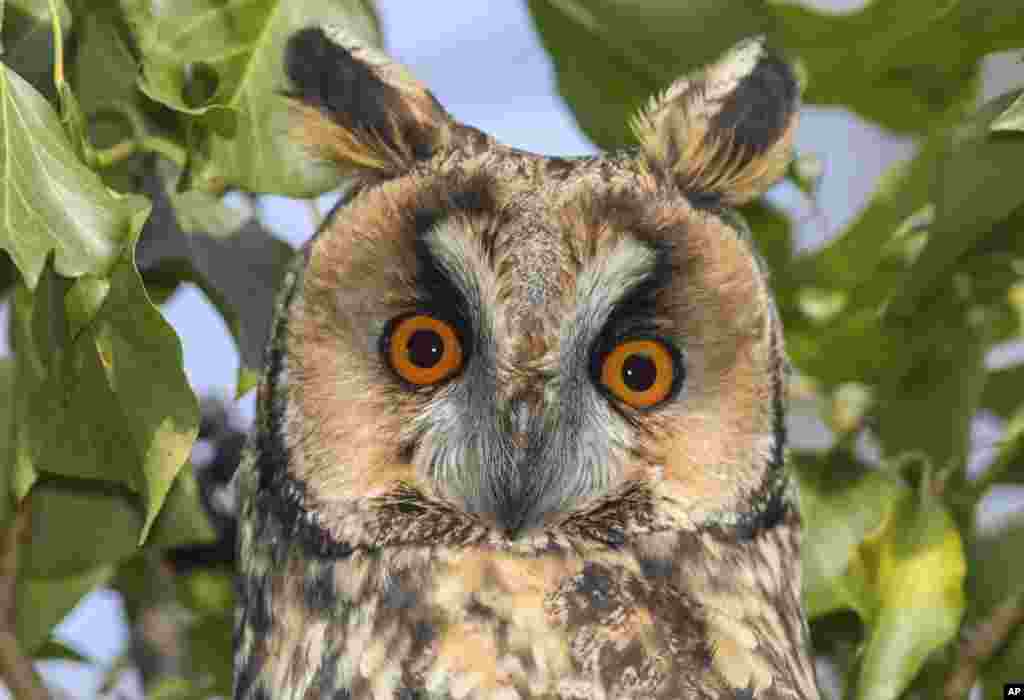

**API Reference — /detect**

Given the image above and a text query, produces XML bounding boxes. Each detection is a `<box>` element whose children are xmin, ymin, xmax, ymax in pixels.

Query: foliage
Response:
<box><xmin>1</xmin><ymin>1</ymin><xmax>1022</xmax><ymax>698</ymax></box>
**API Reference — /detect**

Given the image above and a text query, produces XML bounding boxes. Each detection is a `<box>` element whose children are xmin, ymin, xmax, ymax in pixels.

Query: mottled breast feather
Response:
<box><xmin>234</xmin><ymin>24</ymin><xmax>819</xmax><ymax>700</ymax></box>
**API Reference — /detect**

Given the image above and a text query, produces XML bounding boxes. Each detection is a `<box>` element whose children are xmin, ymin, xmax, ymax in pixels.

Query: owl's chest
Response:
<box><xmin>238</xmin><ymin>541</ymin><xmax>747</xmax><ymax>700</ymax></box>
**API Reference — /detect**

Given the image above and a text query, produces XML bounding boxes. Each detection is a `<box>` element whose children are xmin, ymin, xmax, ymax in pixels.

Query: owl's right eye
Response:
<box><xmin>386</xmin><ymin>314</ymin><xmax>464</xmax><ymax>386</ymax></box>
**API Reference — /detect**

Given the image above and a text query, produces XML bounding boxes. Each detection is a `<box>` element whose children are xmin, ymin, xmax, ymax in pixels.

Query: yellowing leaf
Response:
<box><xmin>855</xmin><ymin>484</ymin><xmax>966</xmax><ymax>700</ymax></box>
<box><xmin>796</xmin><ymin>452</ymin><xmax>967</xmax><ymax>700</ymax></box>
<box><xmin>796</xmin><ymin>451</ymin><xmax>904</xmax><ymax>619</ymax></box>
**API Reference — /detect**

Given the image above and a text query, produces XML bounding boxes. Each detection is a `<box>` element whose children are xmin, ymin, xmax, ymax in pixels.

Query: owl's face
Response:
<box><xmin>236</xmin><ymin>26</ymin><xmax>818</xmax><ymax>700</ymax></box>
<box><xmin>275</xmin><ymin>28</ymin><xmax>796</xmax><ymax>549</ymax></box>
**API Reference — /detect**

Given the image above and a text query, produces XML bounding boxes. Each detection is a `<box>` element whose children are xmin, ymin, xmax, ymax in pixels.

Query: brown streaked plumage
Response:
<box><xmin>235</xmin><ymin>24</ymin><xmax>819</xmax><ymax>700</ymax></box>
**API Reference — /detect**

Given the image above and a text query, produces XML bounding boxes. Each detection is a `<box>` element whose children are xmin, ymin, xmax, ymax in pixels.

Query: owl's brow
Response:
<box><xmin>599</xmin><ymin>238</ymin><xmax>676</xmax><ymax>335</ymax></box>
<box><xmin>404</xmin><ymin>175</ymin><xmax>502</xmax><ymax>318</ymax></box>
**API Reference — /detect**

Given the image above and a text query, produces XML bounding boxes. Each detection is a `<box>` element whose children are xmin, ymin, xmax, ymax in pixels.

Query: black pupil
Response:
<box><xmin>622</xmin><ymin>353</ymin><xmax>657</xmax><ymax>392</ymax></box>
<box><xmin>407</xmin><ymin>329</ymin><xmax>444</xmax><ymax>368</ymax></box>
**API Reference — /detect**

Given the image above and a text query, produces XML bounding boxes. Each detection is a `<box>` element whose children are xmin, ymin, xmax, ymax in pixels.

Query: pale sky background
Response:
<box><xmin>1</xmin><ymin>1</ymin><xmax>1021</xmax><ymax>697</ymax></box>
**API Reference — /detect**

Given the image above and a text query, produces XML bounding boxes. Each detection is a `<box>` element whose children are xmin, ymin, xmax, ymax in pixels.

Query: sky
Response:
<box><xmin>1</xmin><ymin>1</ymin><xmax>1021</xmax><ymax>697</ymax></box>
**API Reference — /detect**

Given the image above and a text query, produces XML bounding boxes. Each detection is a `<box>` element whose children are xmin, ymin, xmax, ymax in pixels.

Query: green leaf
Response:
<box><xmin>236</xmin><ymin>366</ymin><xmax>260</xmax><ymax>398</ymax></box>
<box><xmin>176</xmin><ymin>568</ymin><xmax>235</xmax><ymax>696</ymax></box>
<box><xmin>0</xmin><ymin>0</ymin><xmax>71</xmax><ymax>99</ymax></box>
<box><xmin>854</xmin><ymin>476</ymin><xmax>966</xmax><ymax>700</ymax></box>
<box><xmin>33</xmin><ymin>638</ymin><xmax>92</xmax><ymax>663</ymax></box>
<box><xmin>53</xmin><ymin>54</ymin><xmax>94</xmax><ymax>168</ymax></box>
<box><xmin>16</xmin><ymin>564</ymin><xmax>113</xmax><ymax>654</ymax></box>
<box><xmin>785</xmin><ymin>308</ymin><xmax>905</xmax><ymax>388</ymax></box>
<box><xmin>19</xmin><ymin>466</ymin><xmax>213</xmax><ymax>579</ymax></box>
<box><xmin>991</xmin><ymin>91</ymin><xmax>1024</xmax><ymax>132</ymax></box>
<box><xmin>795</xmin><ymin>132</ymin><xmax>943</xmax><ymax>298</ymax></box>
<box><xmin>187</xmin><ymin>611</ymin><xmax>234</xmax><ymax>696</ymax></box>
<box><xmin>887</xmin><ymin>90</ymin><xmax>1024</xmax><ymax>319</ymax></box>
<box><xmin>955</xmin><ymin>206</ymin><xmax>1024</xmax><ymax>346</ymax></box>
<box><xmin>0</xmin><ymin>63</ymin><xmax>150</xmax><ymax>288</ymax></box>
<box><xmin>14</xmin><ymin>242</ymin><xmax>199</xmax><ymax>541</ymax></box>
<box><xmin>146</xmin><ymin>468</ymin><xmax>218</xmax><ymax>551</ymax></box>
<box><xmin>169</xmin><ymin>189</ymin><xmax>248</xmax><ymax>237</ymax></box>
<box><xmin>64</xmin><ymin>275</ymin><xmax>110</xmax><ymax>338</ymax></box>
<box><xmin>121</xmin><ymin>0</ymin><xmax>382</xmax><ymax>196</ymax></box>
<box><xmin>767</xmin><ymin>0</ymin><xmax>1018</xmax><ymax>135</ymax></box>
<box><xmin>982</xmin><ymin>363</ymin><xmax>1024</xmax><ymax>420</ymax></box>
<box><xmin>180</xmin><ymin>568</ymin><xmax>235</xmax><ymax>617</ymax></box>
<box><xmin>527</xmin><ymin>0</ymin><xmax>768</xmax><ymax>150</ymax></box>
<box><xmin>20</xmin><ymin>478</ymin><xmax>144</xmax><ymax>578</ymax></box>
<box><xmin>873</xmin><ymin>306</ymin><xmax>989</xmax><ymax>470</ymax></box>
<box><xmin>85</xmin><ymin>245</ymin><xmax>198</xmax><ymax>541</ymax></box>
<box><xmin>527</xmin><ymin>0</ymin><xmax>1022</xmax><ymax>149</ymax></box>
<box><xmin>976</xmin><ymin>405</ymin><xmax>1024</xmax><ymax>488</ymax></box>
<box><xmin>147</xmin><ymin>676</ymin><xmax>202</xmax><ymax>700</ymax></box>
<box><xmin>69</xmin><ymin>1</ymin><xmax>139</xmax><ymax>120</ymax></box>
<box><xmin>1</xmin><ymin>249</ymin><xmax>16</xmax><ymax>295</ymax></box>
<box><xmin>68</xmin><ymin>2</ymin><xmax>181</xmax><ymax>193</ymax></box>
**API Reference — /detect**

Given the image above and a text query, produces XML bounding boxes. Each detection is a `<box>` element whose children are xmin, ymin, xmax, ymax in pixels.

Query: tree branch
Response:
<box><xmin>945</xmin><ymin>588</ymin><xmax>1024</xmax><ymax>699</ymax></box>
<box><xmin>0</xmin><ymin>504</ymin><xmax>51</xmax><ymax>700</ymax></box>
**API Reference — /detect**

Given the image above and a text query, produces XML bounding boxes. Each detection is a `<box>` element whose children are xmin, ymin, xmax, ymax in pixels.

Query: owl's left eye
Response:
<box><xmin>598</xmin><ymin>338</ymin><xmax>679</xmax><ymax>409</ymax></box>
<box><xmin>386</xmin><ymin>314</ymin><xmax>464</xmax><ymax>385</ymax></box>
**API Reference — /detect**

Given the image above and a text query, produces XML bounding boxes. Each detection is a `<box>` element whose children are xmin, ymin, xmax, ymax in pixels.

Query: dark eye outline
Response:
<box><xmin>590</xmin><ymin>334</ymin><xmax>684</xmax><ymax>410</ymax></box>
<box><xmin>381</xmin><ymin>312</ymin><xmax>467</xmax><ymax>387</ymax></box>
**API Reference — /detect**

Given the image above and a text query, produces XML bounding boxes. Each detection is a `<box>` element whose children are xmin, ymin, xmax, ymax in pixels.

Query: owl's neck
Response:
<box><xmin>236</xmin><ymin>456</ymin><xmax>819</xmax><ymax>700</ymax></box>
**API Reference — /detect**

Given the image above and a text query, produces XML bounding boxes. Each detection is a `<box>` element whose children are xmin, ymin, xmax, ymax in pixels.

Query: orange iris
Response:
<box><xmin>387</xmin><ymin>314</ymin><xmax>464</xmax><ymax>385</ymax></box>
<box><xmin>600</xmin><ymin>339</ymin><xmax>675</xmax><ymax>408</ymax></box>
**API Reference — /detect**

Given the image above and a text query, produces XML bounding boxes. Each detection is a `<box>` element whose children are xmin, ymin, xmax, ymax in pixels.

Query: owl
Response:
<box><xmin>234</xmin><ymin>23</ymin><xmax>820</xmax><ymax>700</ymax></box>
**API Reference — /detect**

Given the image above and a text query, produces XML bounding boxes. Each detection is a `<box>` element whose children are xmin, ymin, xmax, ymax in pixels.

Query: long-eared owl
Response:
<box><xmin>234</xmin><ymin>22</ymin><xmax>820</xmax><ymax>700</ymax></box>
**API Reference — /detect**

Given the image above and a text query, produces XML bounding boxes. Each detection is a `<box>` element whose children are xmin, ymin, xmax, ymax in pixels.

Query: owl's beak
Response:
<box><xmin>484</xmin><ymin>394</ymin><xmax>563</xmax><ymax>538</ymax></box>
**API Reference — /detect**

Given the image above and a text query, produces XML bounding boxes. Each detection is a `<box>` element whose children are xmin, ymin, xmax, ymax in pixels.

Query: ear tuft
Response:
<box><xmin>632</xmin><ymin>37</ymin><xmax>800</xmax><ymax>206</ymax></box>
<box><xmin>285</xmin><ymin>26</ymin><xmax>451</xmax><ymax>177</ymax></box>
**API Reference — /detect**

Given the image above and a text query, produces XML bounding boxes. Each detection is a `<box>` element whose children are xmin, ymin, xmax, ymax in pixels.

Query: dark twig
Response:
<box><xmin>0</xmin><ymin>503</ymin><xmax>52</xmax><ymax>700</ymax></box>
<box><xmin>944</xmin><ymin>588</ymin><xmax>1024</xmax><ymax>699</ymax></box>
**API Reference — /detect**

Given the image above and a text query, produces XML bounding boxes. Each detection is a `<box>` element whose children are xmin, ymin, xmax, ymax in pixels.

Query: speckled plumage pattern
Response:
<box><xmin>235</xmin><ymin>26</ymin><xmax>819</xmax><ymax>700</ymax></box>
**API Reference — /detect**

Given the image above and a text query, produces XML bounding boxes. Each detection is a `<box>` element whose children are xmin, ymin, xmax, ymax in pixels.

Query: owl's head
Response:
<box><xmin>262</xmin><ymin>27</ymin><xmax>799</xmax><ymax>552</ymax></box>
